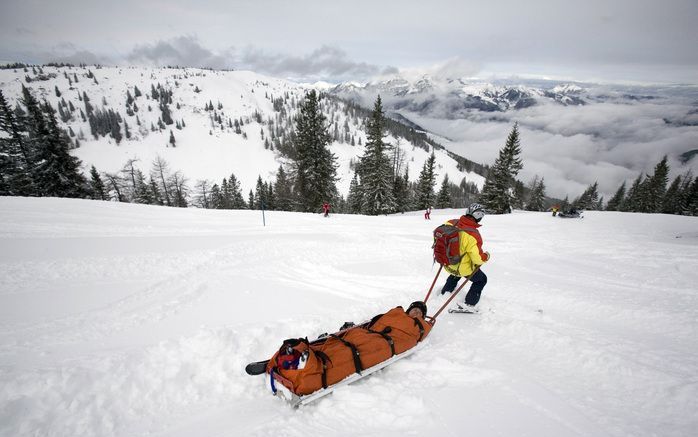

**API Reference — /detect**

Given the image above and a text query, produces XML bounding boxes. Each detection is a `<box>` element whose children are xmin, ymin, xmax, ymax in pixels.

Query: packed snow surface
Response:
<box><xmin>1</xmin><ymin>197</ymin><xmax>697</xmax><ymax>437</ymax></box>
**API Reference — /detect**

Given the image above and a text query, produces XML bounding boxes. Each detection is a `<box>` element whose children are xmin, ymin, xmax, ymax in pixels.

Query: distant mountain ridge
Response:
<box><xmin>0</xmin><ymin>65</ymin><xmax>487</xmax><ymax>198</ymax></box>
<box><xmin>327</xmin><ymin>75</ymin><xmax>682</xmax><ymax>117</ymax></box>
<box><xmin>330</xmin><ymin>75</ymin><xmax>588</xmax><ymax>114</ymax></box>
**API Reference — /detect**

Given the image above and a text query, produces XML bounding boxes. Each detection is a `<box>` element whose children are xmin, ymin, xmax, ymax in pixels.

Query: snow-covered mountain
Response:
<box><xmin>328</xmin><ymin>75</ymin><xmax>698</xmax><ymax>119</ymax></box>
<box><xmin>0</xmin><ymin>66</ymin><xmax>485</xmax><ymax>197</ymax></box>
<box><xmin>330</xmin><ymin>75</ymin><xmax>589</xmax><ymax>115</ymax></box>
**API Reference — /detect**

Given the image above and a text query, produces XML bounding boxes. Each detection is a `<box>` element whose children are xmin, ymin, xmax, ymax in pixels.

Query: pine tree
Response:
<box><xmin>254</xmin><ymin>176</ymin><xmax>267</xmax><ymax>209</ymax></box>
<box><xmin>661</xmin><ymin>175</ymin><xmax>683</xmax><ymax>214</ymax></box>
<box><xmin>89</xmin><ymin>165</ymin><xmax>107</xmax><ymax>200</ymax></box>
<box><xmin>414</xmin><ymin>152</ymin><xmax>437</xmax><ymax>209</ymax></box>
<box><xmin>686</xmin><ymin>176</ymin><xmax>698</xmax><ymax>215</ymax></box>
<box><xmin>133</xmin><ymin>169</ymin><xmax>154</xmax><ymax>204</ymax></box>
<box><xmin>634</xmin><ymin>176</ymin><xmax>653</xmax><ymax>212</ymax></box>
<box><xmin>605</xmin><ymin>181</ymin><xmax>626</xmax><ymax>211</ymax></box>
<box><xmin>273</xmin><ymin>165</ymin><xmax>293</xmax><ymax>211</ymax></box>
<box><xmin>392</xmin><ymin>167</ymin><xmax>411</xmax><ymax>213</ymax></box>
<box><xmin>0</xmin><ymin>89</ymin><xmax>35</xmax><ymax>195</ymax></box>
<box><xmin>292</xmin><ymin>90</ymin><xmax>338</xmax><ymax>212</ymax></box>
<box><xmin>356</xmin><ymin>96</ymin><xmax>396</xmax><ymax>215</ymax></box>
<box><xmin>525</xmin><ymin>176</ymin><xmax>546</xmax><ymax>211</ymax></box>
<box><xmin>436</xmin><ymin>174</ymin><xmax>452</xmax><ymax>208</ymax></box>
<box><xmin>643</xmin><ymin>155</ymin><xmax>669</xmax><ymax>212</ymax></box>
<box><xmin>480</xmin><ymin>123</ymin><xmax>523</xmax><ymax>214</ymax></box>
<box><xmin>23</xmin><ymin>91</ymin><xmax>87</xmax><ymax>197</ymax></box>
<box><xmin>675</xmin><ymin>170</ymin><xmax>694</xmax><ymax>214</ymax></box>
<box><xmin>228</xmin><ymin>173</ymin><xmax>247</xmax><ymax>209</ymax></box>
<box><xmin>266</xmin><ymin>180</ymin><xmax>275</xmax><ymax>210</ymax></box>
<box><xmin>620</xmin><ymin>174</ymin><xmax>644</xmax><ymax>212</ymax></box>
<box><xmin>573</xmin><ymin>182</ymin><xmax>599</xmax><ymax>210</ymax></box>
<box><xmin>346</xmin><ymin>172</ymin><xmax>363</xmax><ymax>214</ymax></box>
<box><xmin>219</xmin><ymin>178</ymin><xmax>232</xmax><ymax>209</ymax></box>
<box><xmin>209</xmin><ymin>183</ymin><xmax>222</xmax><ymax>209</ymax></box>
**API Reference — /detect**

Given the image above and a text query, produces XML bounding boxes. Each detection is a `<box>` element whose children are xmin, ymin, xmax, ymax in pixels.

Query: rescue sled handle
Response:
<box><xmin>425</xmin><ymin>265</ymin><xmax>480</xmax><ymax>321</ymax></box>
<box><xmin>422</xmin><ymin>264</ymin><xmax>443</xmax><ymax>303</ymax></box>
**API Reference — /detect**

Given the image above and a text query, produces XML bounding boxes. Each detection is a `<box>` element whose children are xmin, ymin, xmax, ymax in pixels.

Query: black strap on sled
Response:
<box><xmin>367</xmin><ymin>327</ymin><xmax>395</xmax><ymax>356</ymax></box>
<box><xmin>413</xmin><ymin>318</ymin><xmax>425</xmax><ymax>342</ymax></box>
<box><xmin>313</xmin><ymin>349</ymin><xmax>330</xmax><ymax>389</ymax></box>
<box><xmin>330</xmin><ymin>334</ymin><xmax>363</xmax><ymax>374</ymax></box>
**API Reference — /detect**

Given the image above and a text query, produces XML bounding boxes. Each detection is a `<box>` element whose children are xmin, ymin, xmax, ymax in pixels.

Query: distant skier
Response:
<box><xmin>551</xmin><ymin>205</ymin><xmax>560</xmax><ymax>216</ymax></box>
<box><xmin>424</xmin><ymin>206</ymin><xmax>432</xmax><ymax>220</ymax></box>
<box><xmin>322</xmin><ymin>202</ymin><xmax>331</xmax><ymax>217</ymax></box>
<box><xmin>439</xmin><ymin>203</ymin><xmax>490</xmax><ymax>312</ymax></box>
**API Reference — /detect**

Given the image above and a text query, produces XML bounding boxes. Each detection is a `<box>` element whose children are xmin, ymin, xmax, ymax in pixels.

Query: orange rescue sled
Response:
<box><xmin>264</xmin><ymin>306</ymin><xmax>434</xmax><ymax>406</ymax></box>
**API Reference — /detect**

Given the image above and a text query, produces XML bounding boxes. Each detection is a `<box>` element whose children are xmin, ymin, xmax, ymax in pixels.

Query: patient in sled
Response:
<box><xmin>268</xmin><ymin>301</ymin><xmax>432</xmax><ymax>396</ymax></box>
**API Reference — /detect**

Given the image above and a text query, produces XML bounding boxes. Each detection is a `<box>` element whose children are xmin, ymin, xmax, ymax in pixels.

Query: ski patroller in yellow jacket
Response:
<box><xmin>443</xmin><ymin>215</ymin><xmax>490</xmax><ymax>277</ymax></box>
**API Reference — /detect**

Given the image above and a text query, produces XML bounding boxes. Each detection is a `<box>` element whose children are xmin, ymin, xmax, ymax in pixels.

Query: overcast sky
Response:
<box><xmin>1</xmin><ymin>0</ymin><xmax>697</xmax><ymax>84</ymax></box>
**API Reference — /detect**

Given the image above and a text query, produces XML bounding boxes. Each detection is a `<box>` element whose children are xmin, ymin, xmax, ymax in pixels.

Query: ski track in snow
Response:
<box><xmin>1</xmin><ymin>198</ymin><xmax>697</xmax><ymax>437</ymax></box>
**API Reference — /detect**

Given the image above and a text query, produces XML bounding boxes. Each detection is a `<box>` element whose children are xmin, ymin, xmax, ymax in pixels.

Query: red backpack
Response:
<box><xmin>432</xmin><ymin>223</ymin><xmax>477</xmax><ymax>266</ymax></box>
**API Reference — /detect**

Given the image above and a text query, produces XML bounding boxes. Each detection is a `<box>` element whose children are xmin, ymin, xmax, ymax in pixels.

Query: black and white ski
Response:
<box><xmin>448</xmin><ymin>304</ymin><xmax>479</xmax><ymax>314</ymax></box>
<box><xmin>245</xmin><ymin>359</ymin><xmax>269</xmax><ymax>376</ymax></box>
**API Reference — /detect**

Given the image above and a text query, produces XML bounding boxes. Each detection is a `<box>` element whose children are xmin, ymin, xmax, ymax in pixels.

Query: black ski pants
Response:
<box><xmin>441</xmin><ymin>269</ymin><xmax>487</xmax><ymax>305</ymax></box>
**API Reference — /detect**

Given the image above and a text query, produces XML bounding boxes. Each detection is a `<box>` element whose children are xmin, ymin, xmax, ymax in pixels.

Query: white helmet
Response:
<box><xmin>467</xmin><ymin>203</ymin><xmax>485</xmax><ymax>222</ymax></box>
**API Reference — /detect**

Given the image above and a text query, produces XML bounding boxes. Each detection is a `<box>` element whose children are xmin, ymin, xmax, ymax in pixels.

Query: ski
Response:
<box><xmin>447</xmin><ymin>308</ymin><xmax>479</xmax><ymax>314</ymax></box>
<box><xmin>245</xmin><ymin>359</ymin><xmax>269</xmax><ymax>376</ymax></box>
<box><xmin>448</xmin><ymin>305</ymin><xmax>479</xmax><ymax>314</ymax></box>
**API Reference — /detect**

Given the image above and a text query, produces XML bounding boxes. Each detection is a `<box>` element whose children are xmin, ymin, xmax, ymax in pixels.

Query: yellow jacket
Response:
<box><xmin>443</xmin><ymin>215</ymin><xmax>489</xmax><ymax>277</ymax></box>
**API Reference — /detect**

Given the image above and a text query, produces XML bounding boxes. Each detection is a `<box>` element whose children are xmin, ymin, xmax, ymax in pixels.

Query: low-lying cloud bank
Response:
<box><xmin>407</xmin><ymin>97</ymin><xmax>698</xmax><ymax>200</ymax></box>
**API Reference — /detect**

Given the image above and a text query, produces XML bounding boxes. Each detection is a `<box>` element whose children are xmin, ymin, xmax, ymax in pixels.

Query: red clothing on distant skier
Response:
<box><xmin>322</xmin><ymin>203</ymin><xmax>331</xmax><ymax>217</ymax></box>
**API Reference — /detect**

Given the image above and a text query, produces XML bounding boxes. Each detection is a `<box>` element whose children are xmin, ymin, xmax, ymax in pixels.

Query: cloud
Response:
<box><xmin>14</xmin><ymin>27</ymin><xmax>35</xmax><ymax>36</ymax></box>
<box><xmin>237</xmin><ymin>45</ymin><xmax>394</xmax><ymax>81</ymax></box>
<box><xmin>2</xmin><ymin>34</ymin><xmax>396</xmax><ymax>82</ymax></box>
<box><xmin>126</xmin><ymin>36</ymin><xmax>233</xmax><ymax>70</ymax></box>
<box><xmin>49</xmin><ymin>49</ymin><xmax>112</xmax><ymax>66</ymax></box>
<box><xmin>406</xmin><ymin>96</ymin><xmax>698</xmax><ymax>200</ymax></box>
<box><xmin>397</xmin><ymin>57</ymin><xmax>482</xmax><ymax>82</ymax></box>
<box><xmin>122</xmin><ymin>38</ymin><xmax>394</xmax><ymax>82</ymax></box>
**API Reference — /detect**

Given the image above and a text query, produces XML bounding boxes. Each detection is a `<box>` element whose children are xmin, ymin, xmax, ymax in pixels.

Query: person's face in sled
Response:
<box><xmin>407</xmin><ymin>307</ymin><xmax>424</xmax><ymax>318</ymax></box>
<box><xmin>406</xmin><ymin>301</ymin><xmax>427</xmax><ymax>319</ymax></box>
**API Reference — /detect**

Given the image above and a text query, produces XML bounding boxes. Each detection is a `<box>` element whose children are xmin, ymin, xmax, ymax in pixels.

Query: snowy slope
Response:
<box><xmin>0</xmin><ymin>66</ymin><xmax>485</xmax><ymax>196</ymax></box>
<box><xmin>1</xmin><ymin>197</ymin><xmax>697</xmax><ymax>437</ymax></box>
